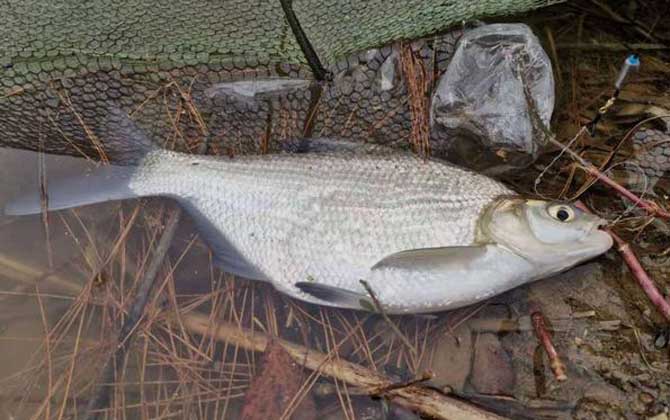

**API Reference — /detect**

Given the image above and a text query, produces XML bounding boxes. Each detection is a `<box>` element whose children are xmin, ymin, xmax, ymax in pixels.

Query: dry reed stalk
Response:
<box><xmin>399</xmin><ymin>42</ymin><xmax>431</xmax><ymax>158</ymax></box>
<box><xmin>575</xmin><ymin>201</ymin><xmax>670</xmax><ymax>322</ymax></box>
<box><xmin>544</xmin><ymin>135</ymin><xmax>670</xmax><ymax>219</ymax></box>
<box><xmin>607</xmin><ymin>230</ymin><xmax>670</xmax><ymax>322</ymax></box>
<box><xmin>531</xmin><ymin>311</ymin><xmax>567</xmax><ymax>382</ymax></box>
<box><xmin>359</xmin><ymin>279</ymin><xmax>418</xmax><ymax>358</ymax></box>
<box><xmin>581</xmin><ymin>163</ymin><xmax>670</xmax><ymax>218</ymax></box>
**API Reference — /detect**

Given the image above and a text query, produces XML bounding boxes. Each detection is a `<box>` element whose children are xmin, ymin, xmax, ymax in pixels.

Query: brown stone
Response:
<box><xmin>419</xmin><ymin>323</ymin><xmax>472</xmax><ymax>392</ymax></box>
<box><xmin>469</xmin><ymin>333</ymin><xmax>515</xmax><ymax>395</ymax></box>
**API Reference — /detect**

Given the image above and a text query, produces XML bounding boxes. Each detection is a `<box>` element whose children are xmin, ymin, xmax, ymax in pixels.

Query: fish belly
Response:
<box><xmin>367</xmin><ymin>245</ymin><xmax>536</xmax><ymax>313</ymax></box>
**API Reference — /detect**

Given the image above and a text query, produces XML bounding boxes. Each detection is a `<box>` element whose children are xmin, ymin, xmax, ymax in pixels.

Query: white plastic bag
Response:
<box><xmin>431</xmin><ymin>23</ymin><xmax>555</xmax><ymax>171</ymax></box>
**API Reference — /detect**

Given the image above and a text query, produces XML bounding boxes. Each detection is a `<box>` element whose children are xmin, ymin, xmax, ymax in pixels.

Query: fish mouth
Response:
<box><xmin>592</xmin><ymin>219</ymin><xmax>608</xmax><ymax>233</ymax></box>
<box><xmin>584</xmin><ymin>214</ymin><xmax>609</xmax><ymax>235</ymax></box>
<box><xmin>579</xmin><ymin>219</ymin><xmax>614</xmax><ymax>254</ymax></box>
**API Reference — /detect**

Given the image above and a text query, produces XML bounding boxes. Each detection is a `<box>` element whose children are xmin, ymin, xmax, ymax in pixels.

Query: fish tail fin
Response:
<box><xmin>4</xmin><ymin>165</ymin><xmax>139</xmax><ymax>216</ymax></box>
<box><xmin>5</xmin><ymin>108</ymin><xmax>159</xmax><ymax>216</ymax></box>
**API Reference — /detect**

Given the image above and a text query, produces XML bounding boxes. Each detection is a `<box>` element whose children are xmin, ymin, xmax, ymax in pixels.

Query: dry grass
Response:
<box><xmin>0</xmin><ymin>77</ymin><xmax>453</xmax><ymax>420</ymax></box>
<box><xmin>0</xmin><ymin>240</ymin><xmax>450</xmax><ymax>419</ymax></box>
<box><xmin>2</xmin><ymin>2</ymin><xmax>670</xmax><ymax>418</ymax></box>
<box><xmin>399</xmin><ymin>42</ymin><xmax>432</xmax><ymax>159</ymax></box>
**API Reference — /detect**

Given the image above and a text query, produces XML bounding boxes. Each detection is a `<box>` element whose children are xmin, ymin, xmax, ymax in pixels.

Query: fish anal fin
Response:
<box><xmin>294</xmin><ymin>282</ymin><xmax>374</xmax><ymax>311</ymax></box>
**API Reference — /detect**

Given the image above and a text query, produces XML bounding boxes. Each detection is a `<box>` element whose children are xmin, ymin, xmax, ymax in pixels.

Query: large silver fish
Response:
<box><xmin>4</xmin><ymin>133</ymin><xmax>613</xmax><ymax>314</ymax></box>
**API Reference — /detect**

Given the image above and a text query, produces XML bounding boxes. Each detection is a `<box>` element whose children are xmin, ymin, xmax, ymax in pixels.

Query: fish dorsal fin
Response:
<box><xmin>371</xmin><ymin>246</ymin><xmax>488</xmax><ymax>271</ymax></box>
<box><xmin>288</xmin><ymin>137</ymin><xmax>410</xmax><ymax>156</ymax></box>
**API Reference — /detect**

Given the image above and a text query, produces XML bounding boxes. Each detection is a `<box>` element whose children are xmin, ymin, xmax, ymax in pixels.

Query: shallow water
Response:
<box><xmin>0</xmin><ymin>147</ymin><xmax>668</xmax><ymax>420</ymax></box>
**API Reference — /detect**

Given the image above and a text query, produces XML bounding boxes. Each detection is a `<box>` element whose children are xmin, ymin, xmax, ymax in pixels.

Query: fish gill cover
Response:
<box><xmin>0</xmin><ymin>0</ymin><xmax>562</xmax><ymax>160</ymax></box>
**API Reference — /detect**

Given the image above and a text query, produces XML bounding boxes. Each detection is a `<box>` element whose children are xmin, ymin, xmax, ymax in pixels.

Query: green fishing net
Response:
<box><xmin>0</xmin><ymin>0</ymin><xmax>562</xmax><ymax>159</ymax></box>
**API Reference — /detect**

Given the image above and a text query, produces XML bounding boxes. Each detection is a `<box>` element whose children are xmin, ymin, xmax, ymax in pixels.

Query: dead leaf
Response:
<box><xmin>240</xmin><ymin>340</ymin><xmax>316</xmax><ymax>420</ymax></box>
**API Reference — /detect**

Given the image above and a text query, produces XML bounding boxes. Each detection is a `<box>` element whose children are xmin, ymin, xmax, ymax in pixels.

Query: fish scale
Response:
<box><xmin>125</xmin><ymin>148</ymin><xmax>512</xmax><ymax>307</ymax></box>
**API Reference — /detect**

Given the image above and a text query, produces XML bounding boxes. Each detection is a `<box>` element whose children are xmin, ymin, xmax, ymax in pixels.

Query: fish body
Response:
<box><xmin>5</xmin><ymin>142</ymin><xmax>613</xmax><ymax>313</ymax></box>
<box><xmin>135</xmin><ymin>148</ymin><xmax>512</xmax><ymax>312</ymax></box>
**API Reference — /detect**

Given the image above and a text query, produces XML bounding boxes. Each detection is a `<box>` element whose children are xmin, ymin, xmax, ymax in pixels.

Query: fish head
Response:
<box><xmin>480</xmin><ymin>198</ymin><xmax>613</xmax><ymax>272</ymax></box>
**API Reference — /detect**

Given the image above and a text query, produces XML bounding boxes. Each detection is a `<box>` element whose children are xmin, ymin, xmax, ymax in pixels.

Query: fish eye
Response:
<box><xmin>547</xmin><ymin>204</ymin><xmax>575</xmax><ymax>222</ymax></box>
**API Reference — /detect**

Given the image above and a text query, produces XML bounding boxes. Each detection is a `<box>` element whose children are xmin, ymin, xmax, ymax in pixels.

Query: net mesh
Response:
<box><xmin>0</xmin><ymin>0</ymin><xmax>562</xmax><ymax>159</ymax></box>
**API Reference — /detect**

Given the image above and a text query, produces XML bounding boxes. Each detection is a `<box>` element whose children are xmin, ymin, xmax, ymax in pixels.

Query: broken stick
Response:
<box><xmin>178</xmin><ymin>312</ymin><xmax>508</xmax><ymax>420</ymax></box>
<box><xmin>531</xmin><ymin>311</ymin><xmax>567</xmax><ymax>382</ymax></box>
<box><xmin>575</xmin><ymin>201</ymin><xmax>670</xmax><ymax>322</ymax></box>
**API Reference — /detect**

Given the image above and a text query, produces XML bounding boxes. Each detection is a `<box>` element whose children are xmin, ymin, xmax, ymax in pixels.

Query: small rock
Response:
<box><xmin>648</xmin><ymin>413</ymin><xmax>669</xmax><ymax>420</ymax></box>
<box><xmin>469</xmin><ymin>333</ymin><xmax>515</xmax><ymax>395</ymax></box>
<box><xmin>419</xmin><ymin>323</ymin><xmax>472</xmax><ymax>392</ymax></box>
<box><xmin>639</xmin><ymin>392</ymin><xmax>655</xmax><ymax>405</ymax></box>
<box><xmin>389</xmin><ymin>405</ymin><xmax>421</xmax><ymax>420</ymax></box>
<box><xmin>654</xmin><ymin>329</ymin><xmax>669</xmax><ymax>349</ymax></box>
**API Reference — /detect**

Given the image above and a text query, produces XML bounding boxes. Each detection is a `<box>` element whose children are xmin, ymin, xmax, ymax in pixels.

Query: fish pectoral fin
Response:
<box><xmin>294</xmin><ymin>282</ymin><xmax>374</xmax><ymax>311</ymax></box>
<box><xmin>371</xmin><ymin>246</ymin><xmax>488</xmax><ymax>271</ymax></box>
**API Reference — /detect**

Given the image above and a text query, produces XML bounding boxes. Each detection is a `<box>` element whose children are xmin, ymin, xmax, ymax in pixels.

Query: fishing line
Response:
<box><xmin>534</xmin><ymin>54</ymin><xmax>641</xmax><ymax>201</ymax></box>
<box><xmin>533</xmin><ymin>128</ymin><xmax>586</xmax><ymax>200</ymax></box>
<box><xmin>601</xmin><ymin>160</ymin><xmax>651</xmax><ymax>226</ymax></box>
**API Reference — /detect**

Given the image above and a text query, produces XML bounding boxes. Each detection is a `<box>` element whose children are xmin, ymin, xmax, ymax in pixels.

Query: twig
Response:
<box><xmin>359</xmin><ymin>279</ymin><xmax>417</xmax><ymax>358</ymax></box>
<box><xmin>531</xmin><ymin>311</ymin><xmax>567</xmax><ymax>382</ymax></box>
<box><xmin>575</xmin><ymin>202</ymin><xmax>670</xmax><ymax>323</ymax></box>
<box><xmin>34</xmin><ymin>283</ymin><xmax>53</xmax><ymax>420</ymax></box>
<box><xmin>544</xmin><ymin>27</ymin><xmax>563</xmax><ymax>89</ymax></box>
<box><xmin>84</xmin><ymin>208</ymin><xmax>181</xmax><ymax>419</ymax></box>
<box><xmin>545</xmin><ymin>135</ymin><xmax>670</xmax><ymax>219</ymax></box>
<box><xmin>588</xmin><ymin>0</ymin><xmax>667</xmax><ymax>44</ymax></box>
<box><xmin>179</xmin><ymin>312</ymin><xmax>508</xmax><ymax>420</ymax></box>
<box><xmin>37</xmin><ymin>143</ymin><xmax>54</xmax><ymax>268</ymax></box>
<box><xmin>370</xmin><ymin>371</ymin><xmax>434</xmax><ymax>396</ymax></box>
<box><xmin>468</xmin><ymin>313</ymin><xmax>620</xmax><ymax>333</ymax></box>
<box><xmin>0</xmin><ymin>253</ymin><xmax>87</xmax><ymax>295</ymax></box>
<box><xmin>612</xmin><ymin>232</ymin><xmax>670</xmax><ymax>322</ymax></box>
<box><xmin>557</xmin><ymin>42</ymin><xmax>670</xmax><ymax>51</ymax></box>
<box><xmin>581</xmin><ymin>163</ymin><xmax>670</xmax><ymax>218</ymax></box>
